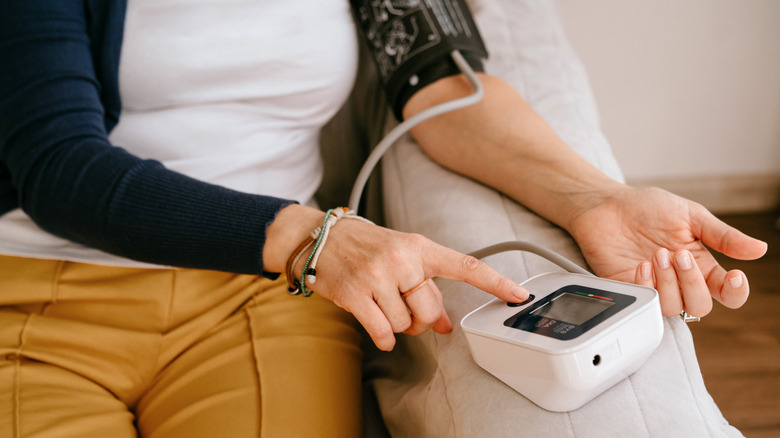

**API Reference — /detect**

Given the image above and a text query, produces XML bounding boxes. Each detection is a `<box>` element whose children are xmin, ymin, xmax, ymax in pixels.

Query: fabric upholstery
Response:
<box><xmin>320</xmin><ymin>1</ymin><xmax>743</xmax><ymax>436</ymax></box>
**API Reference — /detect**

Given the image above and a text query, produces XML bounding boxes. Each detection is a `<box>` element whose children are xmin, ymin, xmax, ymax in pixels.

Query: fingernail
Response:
<box><xmin>656</xmin><ymin>249</ymin><xmax>671</xmax><ymax>269</ymax></box>
<box><xmin>640</xmin><ymin>262</ymin><xmax>652</xmax><ymax>280</ymax></box>
<box><xmin>675</xmin><ymin>251</ymin><xmax>692</xmax><ymax>270</ymax></box>
<box><xmin>729</xmin><ymin>274</ymin><xmax>743</xmax><ymax>288</ymax></box>
<box><xmin>513</xmin><ymin>285</ymin><xmax>529</xmax><ymax>300</ymax></box>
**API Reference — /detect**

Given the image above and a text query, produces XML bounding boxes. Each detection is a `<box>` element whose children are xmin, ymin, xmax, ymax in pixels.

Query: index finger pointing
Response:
<box><xmin>424</xmin><ymin>243</ymin><xmax>528</xmax><ymax>302</ymax></box>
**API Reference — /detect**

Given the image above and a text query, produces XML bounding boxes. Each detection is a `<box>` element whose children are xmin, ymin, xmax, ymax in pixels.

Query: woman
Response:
<box><xmin>0</xmin><ymin>1</ymin><xmax>766</xmax><ymax>437</ymax></box>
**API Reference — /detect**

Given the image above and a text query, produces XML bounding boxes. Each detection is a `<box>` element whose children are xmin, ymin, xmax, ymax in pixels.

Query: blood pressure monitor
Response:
<box><xmin>461</xmin><ymin>272</ymin><xmax>664</xmax><ymax>412</ymax></box>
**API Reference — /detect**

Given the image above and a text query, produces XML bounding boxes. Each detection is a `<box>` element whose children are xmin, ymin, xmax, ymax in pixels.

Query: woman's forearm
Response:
<box><xmin>402</xmin><ymin>73</ymin><xmax>627</xmax><ymax>232</ymax></box>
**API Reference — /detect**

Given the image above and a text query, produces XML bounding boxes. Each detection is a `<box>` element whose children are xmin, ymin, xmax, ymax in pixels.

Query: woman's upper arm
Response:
<box><xmin>0</xmin><ymin>1</ymin><xmax>294</xmax><ymax>274</ymax></box>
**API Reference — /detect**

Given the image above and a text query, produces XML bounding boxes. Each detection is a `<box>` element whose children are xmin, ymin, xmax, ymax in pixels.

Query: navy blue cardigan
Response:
<box><xmin>0</xmin><ymin>0</ymin><xmax>296</xmax><ymax>275</ymax></box>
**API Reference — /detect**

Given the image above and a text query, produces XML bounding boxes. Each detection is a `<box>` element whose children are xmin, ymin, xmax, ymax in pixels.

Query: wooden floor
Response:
<box><xmin>687</xmin><ymin>210</ymin><xmax>780</xmax><ymax>438</ymax></box>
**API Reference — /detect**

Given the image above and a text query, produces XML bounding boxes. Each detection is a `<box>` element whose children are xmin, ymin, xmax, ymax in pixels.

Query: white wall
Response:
<box><xmin>555</xmin><ymin>0</ymin><xmax>780</xmax><ymax>211</ymax></box>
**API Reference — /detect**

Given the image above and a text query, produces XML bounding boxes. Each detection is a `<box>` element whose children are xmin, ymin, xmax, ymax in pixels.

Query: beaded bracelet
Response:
<box><xmin>305</xmin><ymin>207</ymin><xmax>349</xmax><ymax>285</ymax></box>
<box><xmin>305</xmin><ymin>208</ymin><xmax>374</xmax><ymax>288</ymax></box>
<box><xmin>285</xmin><ymin>236</ymin><xmax>314</xmax><ymax>295</ymax></box>
<box><xmin>285</xmin><ymin>209</ymin><xmax>339</xmax><ymax>295</ymax></box>
<box><xmin>284</xmin><ymin>207</ymin><xmax>373</xmax><ymax>297</ymax></box>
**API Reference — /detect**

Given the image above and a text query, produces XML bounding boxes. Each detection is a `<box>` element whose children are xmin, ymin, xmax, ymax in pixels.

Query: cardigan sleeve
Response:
<box><xmin>0</xmin><ymin>0</ymin><xmax>295</xmax><ymax>275</ymax></box>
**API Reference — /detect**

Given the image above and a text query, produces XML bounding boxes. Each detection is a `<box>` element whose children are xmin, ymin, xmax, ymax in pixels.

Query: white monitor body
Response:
<box><xmin>461</xmin><ymin>272</ymin><xmax>664</xmax><ymax>412</ymax></box>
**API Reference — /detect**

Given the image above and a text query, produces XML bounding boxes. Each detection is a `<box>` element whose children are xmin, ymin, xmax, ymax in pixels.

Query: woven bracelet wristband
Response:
<box><xmin>286</xmin><ymin>208</ymin><xmax>374</xmax><ymax>297</ymax></box>
<box><xmin>300</xmin><ymin>209</ymin><xmax>336</xmax><ymax>297</ymax></box>
<box><xmin>304</xmin><ymin>208</ymin><xmax>375</xmax><ymax>287</ymax></box>
<box><xmin>285</xmin><ymin>236</ymin><xmax>315</xmax><ymax>295</ymax></box>
<box><xmin>305</xmin><ymin>207</ymin><xmax>350</xmax><ymax>285</ymax></box>
<box><xmin>284</xmin><ymin>208</ymin><xmax>340</xmax><ymax>295</ymax></box>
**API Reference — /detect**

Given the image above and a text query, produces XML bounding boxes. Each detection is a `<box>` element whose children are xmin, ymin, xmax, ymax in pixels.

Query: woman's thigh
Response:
<box><xmin>135</xmin><ymin>280</ymin><xmax>364</xmax><ymax>438</ymax></box>
<box><xmin>0</xmin><ymin>348</ymin><xmax>137</xmax><ymax>438</ymax></box>
<box><xmin>0</xmin><ymin>255</ymin><xmax>364</xmax><ymax>438</ymax></box>
<box><xmin>0</xmin><ymin>257</ymin><xmax>144</xmax><ymax>438</ymax></box>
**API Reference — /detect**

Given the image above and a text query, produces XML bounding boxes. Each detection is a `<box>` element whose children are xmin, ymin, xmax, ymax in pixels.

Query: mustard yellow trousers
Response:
<box><xmin>0</xmin><ymin>255</ymin><xmax>363</xmax><ymax>437</ymax></box>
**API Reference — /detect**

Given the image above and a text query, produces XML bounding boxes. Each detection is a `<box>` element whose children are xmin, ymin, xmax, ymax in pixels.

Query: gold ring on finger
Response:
<box><xmin>401</xmin><ymin>279</ymin><xmax>429</xmax><ymax>299</ymax></box>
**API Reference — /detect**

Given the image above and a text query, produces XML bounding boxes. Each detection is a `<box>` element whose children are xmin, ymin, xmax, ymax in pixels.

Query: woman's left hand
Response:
<box><xmin>569</xmin><ymin>186</ymin><xmax>768</xmax><ymax>318</ymax></box>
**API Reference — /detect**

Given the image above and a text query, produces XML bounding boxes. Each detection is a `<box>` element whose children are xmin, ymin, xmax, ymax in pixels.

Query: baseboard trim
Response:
<box><xmin>627</xmin><ymin>173</ymin><xmax>780</xmax><ymax>215</ymax></box>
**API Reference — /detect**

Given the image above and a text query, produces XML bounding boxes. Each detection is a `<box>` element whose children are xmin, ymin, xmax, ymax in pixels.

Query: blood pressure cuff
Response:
<box><xmin>350</xmin><ymin>0</ymin><xmax>488</xmax><ymax>120</ymax></box>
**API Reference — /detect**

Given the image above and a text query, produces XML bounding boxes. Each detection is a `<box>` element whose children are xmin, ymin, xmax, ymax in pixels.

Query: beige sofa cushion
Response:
<box><xmin>359</xmin><ymin>1</ymin><xmax>742</xmax><ymax>437</ymax></box>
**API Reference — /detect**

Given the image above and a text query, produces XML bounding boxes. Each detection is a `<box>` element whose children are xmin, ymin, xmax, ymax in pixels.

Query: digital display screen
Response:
<box><xmin>530</xmin><ymin>292</ymin><xmax>614</xmax><ymax>325</ymax></box>
<box><xmin>504</xmin><ymin>285</ymin><xmax>636</xmax><ymax>340</ymax></box>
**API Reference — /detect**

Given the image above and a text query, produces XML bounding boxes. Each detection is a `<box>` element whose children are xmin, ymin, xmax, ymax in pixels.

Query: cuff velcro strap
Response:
<box><xmin>392</xmin><ymin>51</ymin><xmax>485</xmax><ymax>121</ymax></box>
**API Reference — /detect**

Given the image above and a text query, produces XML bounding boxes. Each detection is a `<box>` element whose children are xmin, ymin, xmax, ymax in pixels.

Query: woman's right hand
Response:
<box><xmin>264</xmin><ymin>204</ymin><xmax>529</xmax><ymax>351</ymax></box>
